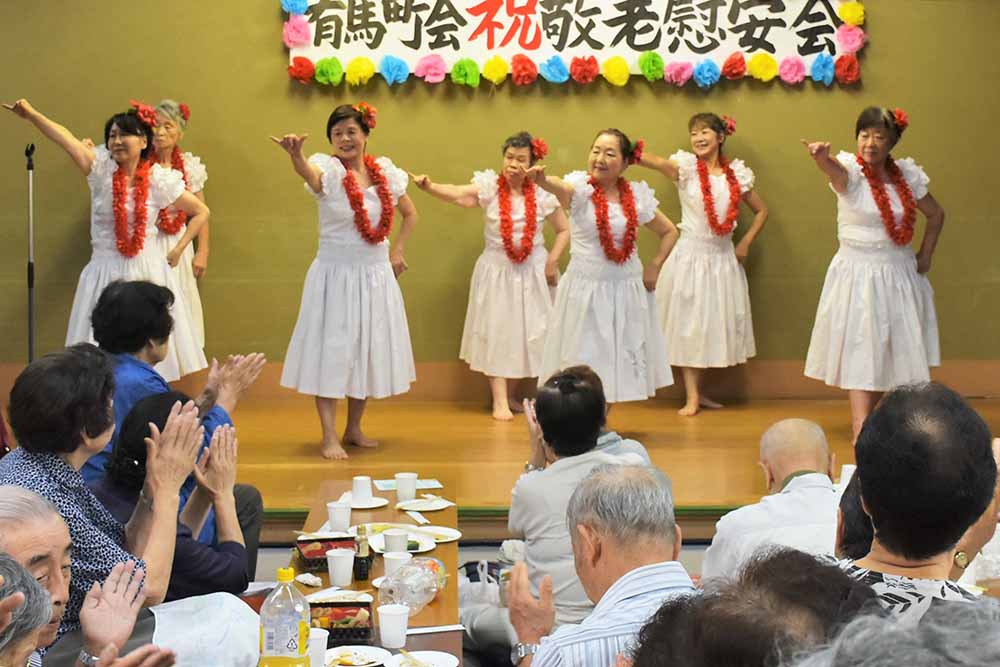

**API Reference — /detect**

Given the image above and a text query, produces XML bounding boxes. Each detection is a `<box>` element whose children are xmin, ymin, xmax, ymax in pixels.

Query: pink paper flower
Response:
<box><xmin>282</xmin><ymin>15</ymin><xmax>311</xmax><ymax>49</ymax></box>
<box><xmin>414</xmin><ymin>54</ymin><xmax>447</xmax><ymax>83</ymax></box>
<box><xmin>836</xmin><ymin>24</ymin><xmax>867</xmax><ymax>54</ymax></box>
<box><xmin>664</xmin><ymin>61</ymin><xmax>693</xmax><ymax>87</ymax></box>
<box><xmin>778</xmin><ymin>56</ymin><xmax>806</xmax><ymax>84</ymax></box>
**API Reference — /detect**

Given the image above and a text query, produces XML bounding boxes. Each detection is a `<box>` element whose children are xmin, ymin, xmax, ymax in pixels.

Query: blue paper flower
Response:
<box><xmin>693</xmin><ymin>59</ymin><xmax>721</xmax><ymax>89</ymax></box>
<box><xmin>379</xmin><ymin>55</ymin><xmax>410</xmax><ymax>85</ymax></box>
<box><xmin>539</xmin><ymin>56</ymin><xmax>569</xmax><ymax>84</ymax></box>
<box><xmin>810</xmin><ymin>53</ymin><xmax>835</xmax><ymax>86</ymax></box>
<box><xmin>281</xmin><ymin>0</ymin><xmax>308</xmax><ymax>15</ymax></box>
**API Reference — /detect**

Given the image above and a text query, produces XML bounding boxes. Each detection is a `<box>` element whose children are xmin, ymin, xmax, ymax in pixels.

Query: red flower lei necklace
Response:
<box><xmin>589</xmin><ymin>176</ymin><xmax>638</xmax><ymax>264</ymax></box>
<box><xmin>340</xmin><ymin>154</ymin><xmax>394</xmax><ymax>244</ymax></box>
<box><xmin>855</xmin><ymin>154</ymin><xmax>916</xmax><ymax>246</ymax></box>
<box><xmin>112</xmin><ymin>161</ymin><xmax>152</xmax><ymax>258</ymax></box>
<box><xmin>696</xmin><ymin>155</ymin><xmax>742</xmax><ymax>237</ymax></box>
<box><xmin>155</xmin><ymin>147</ymin><xmax>189</xmax><ymax>235</ymax></box>
<box><xmin>497</xmin><ymin>175</ymin><xmax>538</xmax><ymax>264</ymax></box>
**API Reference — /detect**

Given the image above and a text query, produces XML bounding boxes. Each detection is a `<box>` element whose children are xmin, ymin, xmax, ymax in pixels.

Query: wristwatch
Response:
<box><xmin>524</xmin><ymin>461</ymin><xmax>543</xmax><ymax>473</ymax></box>
<box><xmin>954</xmin><ymin>551</ymin><xmax>970</xmax><ymax>570</ymax></box>
<box><xmin>77</xmin><ymin>649</ymin><xmax>99</xmax><ymax>666</ymax></box>
<box><xmin>511</xmin><ymin>642</ymin><xmax>539</xmax><ymax>664</ymax></box>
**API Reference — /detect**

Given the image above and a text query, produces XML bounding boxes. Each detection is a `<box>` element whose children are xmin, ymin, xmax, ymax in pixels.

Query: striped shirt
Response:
<box><xmin>533</xmin><ymin>561</ymin><xmax>694</xmax><ymax>667</ymax></box>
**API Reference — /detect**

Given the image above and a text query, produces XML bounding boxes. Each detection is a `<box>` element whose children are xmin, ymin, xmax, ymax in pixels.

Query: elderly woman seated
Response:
<box><xmin>0</xmin><ymin>552</ymin><xmax>51</xmax><ymax>667</ymax></box>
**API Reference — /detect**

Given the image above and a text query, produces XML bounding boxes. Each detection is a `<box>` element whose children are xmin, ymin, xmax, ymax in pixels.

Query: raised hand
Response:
<box><xmin>521</xmin><ymin>164</ymin><xmax>546</xmax><ymax>184</ymax></box>
<box><xmin>143</xmin><ymin>401</ymin><xmax>203</xmax><ymax>498</ymax></box>
<box><xmin>801</xmin><ymin>139</ymin><xmax>832</xmax><ymax>161</ymax></box>
<box><xmin>97</xmin><ymin>644</ymin><xmax>176</xmax><ymax>667</ymax></box>
<box><xmin>2</xmin><ymin>99</ymin><xmax>36</xmax><ymax>120</ymax></box>
<box><xmin>80</xmin><ymin>561</ymin><xmax>147</xmax><ymax>657</ymax></box>
<box><xmin>269</xmin><ymin>133</ymin><xmax>309</xmax><ymax>157</ymax></box>
<box><xmin>408</xmin><ymin>173</ymin><xmax>432</xmax><ymax>191</ymax></box>
<box><xmin>507</xmin><ymin>562</ymin><xmax>554</xmax><ymax>645</ymax></box>
<box><xmin>193</xmin><ymin>425</ymin><xmax>238</xmax><ymax>500</ymax></box>
<box><xmin>0</xmin><ymin>578</ymin><xmax>24</xmax><ymax>635</ymax></box>
<box><xmin>215</xmin><ymin>353</ymin><xmax>266</xmax><ymax>413</ymax></box>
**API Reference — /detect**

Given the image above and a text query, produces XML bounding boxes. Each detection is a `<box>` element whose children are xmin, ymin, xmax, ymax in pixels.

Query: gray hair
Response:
<box><xmin>793</xmin><ymin>599</ymin><xmax>1000</xmax><ymax>666</ymax></box>
<box><xmin>0</xmin><ymin>551</ymin><xmax>51</xmax><ymax>655</ymax></box>
<box><xmin>0</xmin><ymin>487</ymin><xmax>60</xmax><ymax>549</ymax></box>
<box><xmin>566</xmin><ymin>464</ymin><xmax>676</xmax><ymax>545</ymax></box>
<box><xmin>155</xmin><ymin>99</ymin><xmax>187</xmax><ymax>131</ymax></box>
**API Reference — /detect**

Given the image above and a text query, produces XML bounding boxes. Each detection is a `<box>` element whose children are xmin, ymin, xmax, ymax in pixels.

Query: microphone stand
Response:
<box><xmin>25</xmin><ymin>143</ymin><xmax>36</xmax><ymax>362</ymax></box>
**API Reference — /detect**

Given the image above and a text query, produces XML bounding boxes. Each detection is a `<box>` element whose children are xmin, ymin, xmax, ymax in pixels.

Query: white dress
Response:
<box><xmin>805</xmin><ymin>151</ymin><xmax>939</xmax><ymax>391</ymax></box>
<box><xmin>459</xmin><ymin>170</ymin><xmax>561</xmax><ymax>379</ymax></box>
<box><xmin>539</xmin><ymin>172</ymin><xmax>673</xmax><ymax>402</ymax></box>
<box><xmin>656</xmin><ymin>150</ymin><xmax>756</xmax><ymax>368</ymax></box>
<box><xmin>65</xmin><ymin>145</ymin><xmax>206</xmax><ymax>382</ymax></box>
<box><xmin>153</xmin><ymin>152</ymin><xmax>208</xmax><ymax>348</ymax></box>
<box><xmin>280</xmin><ymin>154</ymin><xmax>416</xmax><ymax>399</ymax></box>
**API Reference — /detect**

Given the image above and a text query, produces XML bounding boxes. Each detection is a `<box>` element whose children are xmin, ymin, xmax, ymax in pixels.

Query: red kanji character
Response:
<box><xmin>469</xmin><ymin>0</ymin><xmax>542</xmax><ymax>50</ymax></box>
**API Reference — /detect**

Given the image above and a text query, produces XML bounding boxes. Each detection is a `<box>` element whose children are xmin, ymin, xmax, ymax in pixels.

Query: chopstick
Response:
<box><xmin>398</xmin><ymin>649</ymin><xmax>432</xmax><ymax>667</ymax></box>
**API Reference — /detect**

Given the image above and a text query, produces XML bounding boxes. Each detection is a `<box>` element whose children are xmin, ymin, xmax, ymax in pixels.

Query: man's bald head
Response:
<box><xmin>759</xmin><ymin>420</ymin><xmax>831</xmax><ymax>491</ymax></box>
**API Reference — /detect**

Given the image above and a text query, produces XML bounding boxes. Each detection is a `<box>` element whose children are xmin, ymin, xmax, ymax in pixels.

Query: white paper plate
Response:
<box><xmin>385</xmin><ymin>651</ymin><xmax>459</xmax><ymax>667</ymax></box>
<box><xmin>369</xmin><ymin>532</ymin><xmax>436</xmax><ymax>554</ymax></box>
<box><xmin>351</xmin><ymin>497</ymin><xmax>390</xmax><ymax>510</ymax></box>
<box><xmin>420</xmin><ymin>526</ymin><xmax>461</xmax><ymax>543</ymax></box>
<box><xmin>371</xmin><ymin>575</ymin><xmax>385</xmax><ymax>589</ymax></box>
<box><xmin>395</xmin><ymin>498</ymin><xmax>452</xmax><ymax>512</ymax></box>
<box><xmin>348</xmin><ymin>523</ymin><xmax>409</xmax><ymax>537</ymax></box>
<box><xmin>326</xmin><ymin>645</ymin><xmax>393</xmax><ymax>666</ymax></box>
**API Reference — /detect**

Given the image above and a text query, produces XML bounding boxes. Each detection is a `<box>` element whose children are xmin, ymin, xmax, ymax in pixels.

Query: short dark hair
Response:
<box><xmin>689</xmin><ymin>112</ymin><xmax>727</xmax><ymax>136</ymax></box>
<box><xmin>837</xmin><ymin>473</ymin><xmax>873</xmax><ymax>560</ymax></box>
<box><xmin>630</xmin><ymin>548</ymin><xmax>878</xmax><ymax>667</ymax></box>
<box><xmin>327</xmin><ymin>104</ymin><xmax>371</xmax><ymax>141</ymax></box>
<box><xmin>91</xmin><ymin>281</ymin><xmax>174</xmax><ymax>354</ymax></box>
<box><xmin>856</xmin><ymin>382</ymin><xmax>996</xmax><ymax>561</ymax></box>
<box><xmin>854</xmin><ymin>106</ymin><xmax>904</xmax><ymax>146</ymax></box>
<box><xmin>535</xmin><ymin>367</ymin><xmax>605</xmax><ymax>457</ymax></box>
<box><xmin>593</xmin><ymin>128</ymin><xmax>640</xmax><ymax>163</ymax></box>
<box><xmin>106</xmin><ymin>391</ymin><xmax>192</xmax><ymax>492</ymax></box>
<box><xmin>103</xmin><ymin>111</ymin><xmax>155</xmax><ymax>160</ymax></box>
<box><xmin>7</xmin><ymin>344</ymin><xmax>115</xmax><ymax>455</ymax></box>
<box><xmin>501</xmin><ymin>131</ymin><xmax>540</xmax><ymax>164</ymax></box>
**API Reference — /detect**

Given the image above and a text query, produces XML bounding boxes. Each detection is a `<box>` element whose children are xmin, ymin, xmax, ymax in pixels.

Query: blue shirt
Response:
<box><xmin>0</xmin><ymin>449</ymin><xmax>147</xmax><ymax>641</ymax></box>
<box><xmin>533</xmin><ymin>561</ymin><xmax>695</xmax><ymax>667</ymax></box>
<box><xmin>82</xmin><ymin>353</ymin><xmax>231</xmax><ymax>544</ymax></box>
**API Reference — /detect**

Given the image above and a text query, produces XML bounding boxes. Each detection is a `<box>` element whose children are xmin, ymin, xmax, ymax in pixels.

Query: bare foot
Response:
<box><xmin>493</xmin><ymin>405</ymin><xmax>514</xmax><ymax>421</ymax></box>
<box><xmin>678</xmin><ymin>402</ymin><xmax>700</xmax><ymax>417</ymax></box>
<box><xmin>508</xmin><ymin>400</ymin><xmax>525</xmax><ymax>414</ymax></box>
<box><xmin>699</xmin><ymin>395</ymin><xmax>724</xmax><ymax>409</ymax></box>
<box><xmin>321</xmin><ymin>440</ymin><xmax>349</xmax><ymax>460</ymax></box>
<box><xmin>343</xmin><ymin>430</ymin><xmax>379</xmax><ymax>449</ymax></box>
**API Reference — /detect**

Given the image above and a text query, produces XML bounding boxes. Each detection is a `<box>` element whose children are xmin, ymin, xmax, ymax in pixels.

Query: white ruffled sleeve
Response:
<box><xmin>895</xmin><ymin>157</ymin><xmax>930</xmax><ymax>200</ymax></box>
<box><xmin>375</xmin><ymin>157</ymin><xmax>409</xmax><ymax>204</ymax></box>
<box><xmin>729</xmin><ymin>158</ymin><xmax>755</xmax><ymax>193</ymax></box>
<box><xmin>148</xmin><ymin>163</ymin><xmax>186</xmax><ymax>209</ymax></box>
<box><xmin>536</xmin><ymin>187</ymin><xmax>561</xmax><ymax>219</ymax></box>
<box><xmin>304</xmin><ymin>153</ymin><xmax>345</xmax><ymax>200</ymax></box>
<box><xmin>834</xmin><ymin>150</ymin><xmax>864</xmax><ymax>196</ymax></box>
<box><xmin>182</xmin><ymin>152</ymin><xmax>208</xmax><ymax>193</ymax></box>
<box><xmin>669</xmin><ymin>150</ymin><xmax>697</xmax><ymax>186</ymax></box>
<box><xmin>472</xmin><ymin>169</ymin><xmax>498</xmax><ymax>209</ymax></box>
<box><xmin>630</xmin><ymin>180</ymin><xmax>659</xmax><ymax>225</ymax></box>
<box><xmin>86</xmin><ymin>145</ymin><xmax>116</xmax><ymax>190</ymax></box>
<box><xmin>563</xmin><ymin>171</ymin><xmax>594</xmax><ymax>212</ymax></box>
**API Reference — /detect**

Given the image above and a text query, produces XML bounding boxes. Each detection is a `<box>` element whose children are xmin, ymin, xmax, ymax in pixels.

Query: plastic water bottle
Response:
<box><xmin>258</xmin><ymin>567</ymin><xmax>310</xmax><ymax>667</ymax></box>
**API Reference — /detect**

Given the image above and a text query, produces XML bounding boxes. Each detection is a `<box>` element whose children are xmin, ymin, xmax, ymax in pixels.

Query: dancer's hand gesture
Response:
<box><xmin>801</xmin><ymin>139</ymin><xmax>832</xmax><ymax>161</ymax></box>
<box><xmin>521</xmin><ymin>164</ymin><xmax>546</xmax><ymax>184</ymax></box>
<box><xmin>269</xmin><ymin>133</ymin><xmax>309</xmax><ymax>157</ymax></box>
<box><xmin>410</xmin><ymin>173</ymin><xmax>431</xmax><ymax>191</ymax></box>
<box><xmin>2</xmin><ymin>99</ymin><xmax>36</xmax><ymax>120</ymax></box>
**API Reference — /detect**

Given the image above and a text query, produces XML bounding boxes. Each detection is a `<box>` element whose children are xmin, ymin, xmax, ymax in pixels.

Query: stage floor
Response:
<box><xmin>237</xmin><ymin>396</ymin><xmax>1000</xmax><ymax>530</ymax></box>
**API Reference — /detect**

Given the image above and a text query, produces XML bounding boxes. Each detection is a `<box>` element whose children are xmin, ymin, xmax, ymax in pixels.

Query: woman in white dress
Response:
<box><xmin>638</xmin><ymin>113</ymin><xmax>769</xmax><ymax>416</ymax></box>
<box><xmin>411</xmin><ymin>132</ymin><xmax>570</xmax><ymax>420</ymax></box>
<box><xmin>527</xmin><ymin>129</ymin><xmax>678</xmax><ymax>403</ymax></box>
<box><xmin>271</xmin><ymin>103</ymin><xmax>418</xmax><ymax>460</ymax></box>
<box><xmin>151</xmin><ymin>99</ymin><xmax>210</xmax><ymax>350</ymax></box>
<box><xmin>3</xmin><ymin>99</ymin><xmax>210</xmax><ymax>382</ymax></box>
<box><xmin>803</xmin><ymin>107</ymin><xmax>944</xmax><ymax>440</ymax></box>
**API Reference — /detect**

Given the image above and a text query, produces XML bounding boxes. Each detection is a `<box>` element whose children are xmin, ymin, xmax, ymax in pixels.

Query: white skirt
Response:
<box><xmin>280</xmin><ymin>243</ymin><xmax>415</xmax><ymax>399</ymax></box>
<box><xmin>460</xmin><ymin>247</ymin><xmax>552</xmax><ymax>379</ymax></box>
<box><xmin>805</xmin><ymin>240</ymin><xmax>940</xmax><ymax>391</ymax></box>
<box><xmin>155</xmin><ymin>229</ymin><xmax>205</xmax><ymax>348</ymax></box>
<box><xmin>539</xmin><ymin>255</ymin><xmax>673</xmax><ymax>403</ymax></box>
<box><xmin>65</xmin><ymin>247</ymin><xmax>208</xmax><ymax>382</ymax></box>
<box><xmin>656</xmin><ymin>235</ymin><xmax>756</xmax><ymax>368</ymax></box>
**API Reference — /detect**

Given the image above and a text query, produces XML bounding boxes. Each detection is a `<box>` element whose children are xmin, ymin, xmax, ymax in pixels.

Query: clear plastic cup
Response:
<box><xmin>308</xmin><ymin>628</ymin><xmax>329</xmax><ymax>667</ymax></box>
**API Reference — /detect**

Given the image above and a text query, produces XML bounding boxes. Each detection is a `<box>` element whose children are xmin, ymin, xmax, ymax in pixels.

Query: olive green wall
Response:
<box><xmin>1</xmin><ymin>1</ymin><xmax>997</xmax><ymax>365</ymax></box>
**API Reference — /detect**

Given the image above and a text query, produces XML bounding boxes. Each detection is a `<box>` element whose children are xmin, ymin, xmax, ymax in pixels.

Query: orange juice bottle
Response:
<box><xmin>258</xmin><ymin>567</ymin><xmax>310</xmax><ymax>666</ymax></box>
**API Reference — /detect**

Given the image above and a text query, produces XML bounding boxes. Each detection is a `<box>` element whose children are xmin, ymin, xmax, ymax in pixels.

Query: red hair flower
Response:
<box><xmin>179</xmin><ymin>103</ymin><xmax>191</xmax><ymax>122</ymax></box>
<box><xmin>628</xmin><ymin>139</ymin><xmax>645</xmax><ymax>165</ymax></box>
<box><xmin>570</xmin><ymin>56</ymin><xmax>599</xmax><ymax>85</ymax></box>
<box><xmin>353</xmin><ymin>102</ymin><xmax>378</xmax><ymax>129</ymax></box>
<box><xmin>834</xmin><ymin>54</ymin><xmax>861</xmax><ymax>85</ymax></box>
<box><xmin>129</xmin><ymin>99</ymin><xmax>157</xmax><ymax>127</ymax></box>
<box><xmin>511</xmin><ymin>54</ymin><xmax>538</xmax><ymax>86</ymax></box>
<box><xmin>721</xmin><ymin>52</ymin><xmax>746</xmax><ymax>80</ymax></box>
<box><xmin>530</xmin><ymin>137</ymin><xmax>548</xmax><ymax>161</ymax></box>
<box><xmin>288</xmin><ymin>56</ymin><xmax>315</xmax><ymax>84</ymax></box>
<box><xmin>892</xmin><ymin>107</ymin><xmax>909</xmax><ymax>133</ymax></box>
<box><xmin>722</xmin><ymin>115</ymin><xmax>737</xmax><ymax>136</ymax></box>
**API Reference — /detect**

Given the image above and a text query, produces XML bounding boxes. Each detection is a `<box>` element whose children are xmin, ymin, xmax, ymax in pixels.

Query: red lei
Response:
<box><xmin>589</xmin><ymin>176</ymin><xmax>638</xmax><ymax>264</ymax></box>
<box><xmin>696</xmin><ymin>156</ymin><xmax>742</xmax><ymax>237</ymax></box>
<box><xmin>855</xmin><ymin>154</ymin><xmax>916</xmax><ymax>246</ymax></box>
<box><xmin>112</xmin><ymin>161</ymin><xmax>152</xmax><ymax>258</ymax></box>
<box><xmin>340</xmin><ymin>154</ymin><xmax>394</xmax><ymax>244</ymax></box>
<box><xmin>497</xmin><ymin>176</ymin><xmax>538</xmax><ymax>264</ymax></box>
<box><xmin>155</xmin><ymin>147</ymin><xmax>189</xmax><ymax>235</ymax></box>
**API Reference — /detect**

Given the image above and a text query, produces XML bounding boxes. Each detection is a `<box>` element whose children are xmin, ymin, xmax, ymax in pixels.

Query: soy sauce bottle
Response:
<box><xmin>353</xmin><ymin>525</ymin><xmax>371</xmax><ymax>581</ymax></box>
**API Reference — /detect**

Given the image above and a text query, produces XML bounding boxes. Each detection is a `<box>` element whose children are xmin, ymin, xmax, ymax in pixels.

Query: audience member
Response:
<box><xmin>702</xmin><ymin>419</ymin><xmax>837</xmax><ymax>580</ymax></box>
<box><xmin>834</xmin><ymin>474</ymin><xmax>872</xmax><ymax>561</ymax></box>
<box><xmin>507</xmin><ymin>464</ymin><xmax>694</xmax><ymax>667</ymax></box>
<box><xmin>0</xmin><ymin>552</ymin><xmax>51</xmax><ymax>667</ymax></box>
<box><xmin>562</xmin><ymin>367</ymin><xmax>650</xmax><ymax>462</ymax></box>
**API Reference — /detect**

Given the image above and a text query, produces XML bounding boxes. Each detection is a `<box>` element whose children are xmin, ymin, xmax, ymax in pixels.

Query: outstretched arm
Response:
<box><xmin>3</xmin><ymin>99</ymin><xmax>95</xmax><ymax>174</ymax></box>
<box><xmin>409</xmin><ymin>173</ymin><xmax>480</xmax><ymax>209</ymax></box>
<box><xmin>642</xmin><ymin>210</ymin><xmax>680</xmax><ymax>292</ymax></box>
<box><xmin>270</xmin><ymin>133</ymin><xmax>323</xmax><ymax>193</ymax></box>
<box><xmin>801</xmin><ymin>139</ymin><xmax>849</xmax><ymax>194</ymax></box>
<box><xmin>522</xmin><ymin>165</ymin><xmax>574</xmax><ymax>211</ymax></box>
<box><xmin>734</xmin><ymin>190</ymin><xmax>769</xmax><ymax>265</ymax></box>
<box><xmin>637</xmin><ymin>149</ymin><xmax>680</xmax><ymax>182</ymax></box>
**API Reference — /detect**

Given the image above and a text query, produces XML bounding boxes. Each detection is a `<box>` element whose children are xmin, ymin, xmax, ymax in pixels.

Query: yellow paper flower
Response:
<box><xmin>747</xmin><ymin>53</ymin><xmax>778</xmax><ymax>82</ymax></box>
<box><xmin>345</xmin><ymin>57</ymin><xmax>376</xmax><ymax>86</ymax></box>
<box><xmin>483</xmin><ymin>55</ymin><xmax>510</xmax><ymax>85</ymax></box>
<box><xmin>601</xmin><ymin>56</ymin><xmax>630</xmax><ymax>87</ymax></box>
<box><xmin>838</xmin><ymin>1</ymin><xmax>865</xmax><ymax>26</ymax></box>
